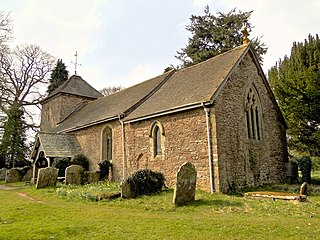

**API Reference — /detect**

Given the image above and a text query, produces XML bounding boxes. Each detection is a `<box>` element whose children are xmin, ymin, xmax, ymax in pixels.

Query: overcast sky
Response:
<box><xmin>2</xmin><ymin>0</ymin><xmax>320</xmax><ymax>90</ymax></box>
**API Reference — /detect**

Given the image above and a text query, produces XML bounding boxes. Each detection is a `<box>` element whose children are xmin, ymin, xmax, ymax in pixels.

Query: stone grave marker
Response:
<box><xmin>300</xmin><ymin>182</ymin><xmax>308</xmax><ymax>195</ymax></box>
<box><xmin>84</xmin><ymin>171</ymin><xmax>100</xmax><ymax>184</ymax></box>
<box><xmin>5</xmin><ymin>168</ymin><xmax>21</xmax><ymax>183</ymax></box>
<box><xmin>22</xmin><ymin>168</ymin><xmax>33</xmax><ymax>182</ymax></box>
<box><xmin>36</xmin><ymin>167</ymin><xmax>58</xmax><ymax>189</ymax></box>
<box><xmin>173</xmin><ymin>161</ymin><xmax>197</xmax><ymax>206</ymax></box>
<box><xmin>0</xmin><ymin>168</ymin><xmax>7</xmax><ymax>180</ymax></box>
<box><xmin>65</xmin><ymin>165</ymin><xmax>84</xmax><ymax>185</ymax></box>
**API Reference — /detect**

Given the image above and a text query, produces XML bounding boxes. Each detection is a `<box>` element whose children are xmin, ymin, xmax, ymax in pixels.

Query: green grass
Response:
<box><xmin>0</xmin><ymin>181</ymin><xmax>320</xmax><ymax>239</ymax></box>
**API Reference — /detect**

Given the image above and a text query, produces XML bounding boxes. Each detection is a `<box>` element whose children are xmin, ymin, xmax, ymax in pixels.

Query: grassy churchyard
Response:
<box><xmin>1</xmin><ymin>178</ymin><xmax>320</xmax><ymax>240</ymax></box>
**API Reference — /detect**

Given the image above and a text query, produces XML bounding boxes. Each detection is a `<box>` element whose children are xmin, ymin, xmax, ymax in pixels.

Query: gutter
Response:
<box><xmin>124</xmin><ymin>102</ymin><xmax>206</xmax><ymax>124</ymax></box>
<box><xmin>57</xmin><ymin>116</ymin><xmax>119</xmax><ymax>133</ymax></box>
<box><xmin>119</xmin><ymin>116</ymin><xmax>126</xmax><ymax>181</ymax></box>
<box><xmin>203</xmin><ymin>103</ymin><xmax>215</xmax><ymax>193</ymax></box>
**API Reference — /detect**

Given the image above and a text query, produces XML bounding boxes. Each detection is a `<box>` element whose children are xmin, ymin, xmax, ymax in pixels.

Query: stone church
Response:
<box><xmin>31</xmin><ymin>44</ymin><xmax>288</xmax><ymax>193</ymax></box>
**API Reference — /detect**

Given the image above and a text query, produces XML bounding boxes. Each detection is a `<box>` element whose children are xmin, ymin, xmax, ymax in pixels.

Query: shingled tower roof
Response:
<box><xmin>42</xmin><ymin>75</ymin><xmax>103</xmax><ymax>102</ymax></box>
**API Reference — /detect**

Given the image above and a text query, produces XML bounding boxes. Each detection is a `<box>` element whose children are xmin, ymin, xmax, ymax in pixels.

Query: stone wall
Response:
<box><xmin>40</xmin><ymin>94</ymin><xmax>93</xmax><ymax>132</ymax></box>
<box><xmin>213</xmin><ymin>52</ymin><xmax>288</xmax><ymax>193</ymax></box>
<box><xmin>74</xmin><ymin>120</ymin><xmax>124</xmax><ymax>181</ymax></box>
<box><xmin>124</xmin><ymin>108</ymin><xmax>211</xmax><ymax>191</ymax></box>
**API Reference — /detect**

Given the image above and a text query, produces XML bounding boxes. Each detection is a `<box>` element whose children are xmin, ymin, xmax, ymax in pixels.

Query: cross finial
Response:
<box><xmin>71</xmin><ymin>51</ymin><xmax>82</xmax><ymax>75</ymax></box>
<box><xmin>241</xmin><ymin>20</ymin><xmax>250</xmax><ymax>45</ymax></box>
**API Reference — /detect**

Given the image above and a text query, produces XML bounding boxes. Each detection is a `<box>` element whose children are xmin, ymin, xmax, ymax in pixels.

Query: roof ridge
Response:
<box><xmin>178</xmin><ymin>44</ymin><xmax>249</xmax><ymax>73</ymax></box>
<box><xmin>122</xmin><ymin>70</ymin><xmax>175</xmax><ymax>117</ymax></box>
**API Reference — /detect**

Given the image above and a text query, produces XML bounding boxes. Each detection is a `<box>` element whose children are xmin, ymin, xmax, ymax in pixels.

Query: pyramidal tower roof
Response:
<box><xmin>43</xmin><ymin>75</ymin><xmax>103</xmax><ymax>102</ymax></box>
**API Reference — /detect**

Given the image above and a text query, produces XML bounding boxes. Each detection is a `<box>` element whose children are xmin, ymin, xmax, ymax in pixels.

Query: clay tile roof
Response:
<box><xmin>43</xmin><ymin>75</ymin><xmax>103</xmax><ymax>102</ymax></box>
<box><xmin>52</xmin><ymin>71</ymin><xmax>173</xmax><ymax>133</ymax></box>
<box><xmin>125</xmin><ymin>44</ymin><xmax>249</xmax><ymax>121</ymax></box>
<box><xmin>34</xmin><ymin>133</ymin><xmax>82</xmax><ymax>158</ymax></box>
<box><xmin>52</xmin><ymin>44</ymin><xmax>249</xmax><ymax>132</ymax></box>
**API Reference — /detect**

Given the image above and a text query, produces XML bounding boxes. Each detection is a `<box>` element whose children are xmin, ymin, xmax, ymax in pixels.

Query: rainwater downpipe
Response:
<box><xmin>203</xmin><ymin>104</ymin><xmax>215</xmax><ymax>193</ymax></box>
<box><xmin>119</xmin><ymin>118</ymin><xmax>126</xmax><ymax>181</ymax></box>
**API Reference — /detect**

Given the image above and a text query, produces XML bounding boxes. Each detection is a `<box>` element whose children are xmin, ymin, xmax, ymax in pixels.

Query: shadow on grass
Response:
<box><xmin>191</xmin><ymin>198</ymin><xmax>243</xmax><ymax>207</ymax></box>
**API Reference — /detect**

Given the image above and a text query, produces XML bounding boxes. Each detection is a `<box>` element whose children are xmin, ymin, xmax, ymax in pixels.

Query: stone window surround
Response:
<box><xmin>149</xmin><ymin>121</ymin><xmax>165</xmax><ymax>159</ymax></box>
<box><xmin>244</xmin><ymin>83</ymin><xmax>263</xmax><ymax>142</ymax></box>
<box><xmin>101</xmin><ymin>125</ymin><xmax>113</xmax><ymax>162</ymax></box>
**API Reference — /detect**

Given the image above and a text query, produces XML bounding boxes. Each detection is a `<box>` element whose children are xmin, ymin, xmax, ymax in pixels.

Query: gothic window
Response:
<box><xmin>245</xmin><ymin>85</ymin><xmax>262</xmax><ymax>141</ymax></box>
<box><xmin>150</xmin><ymin>121</ymin><xmax>164</xmax><ymax>157</ymax></box>
<box><xmin>102</xmin><ymin>126</ymin><xmax>113</xmax><ymax>161</ymax></box>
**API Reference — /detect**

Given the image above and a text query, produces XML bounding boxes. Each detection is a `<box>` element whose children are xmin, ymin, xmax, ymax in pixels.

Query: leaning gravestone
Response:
<box><xmin>0</xmin><ymin>168</ymin><xmax>7</xmax><ymax>180</ymax></box>
<box><xmin>173</xmin><ymin>161</ymin><xmax>197</xmax><ymax>206</ymax></box>
<box><xmin>5</xmin><ymin>168</ymin><xmax>21</xmax><ymax>183</ymax></box>
<box><xmin>36</xmin><ymin>167</ymin><xmax>58</xmax><ymax>189</ymax></box>
<box><xmin>65</xmin><ymin>165</ymin><xmax>84</xmax><ymax>185</ymax></box>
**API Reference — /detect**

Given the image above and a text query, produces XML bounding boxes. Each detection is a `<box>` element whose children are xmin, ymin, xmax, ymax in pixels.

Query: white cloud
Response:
<box><xmin>110</xmin><ymin>64</ymin><xmax>162</xmax><ymax>88</ymax></box>
<box><xmin>10</xmin><ymin>0</ymin><xmax>107</xmax><ymax>64</ymax></box>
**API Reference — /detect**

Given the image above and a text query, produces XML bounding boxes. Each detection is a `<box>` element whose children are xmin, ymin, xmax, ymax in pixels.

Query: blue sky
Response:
<box><xmin>2</xmin><ymin>0</ymin><xmax>320</xmax><ymax>90</ymax></box>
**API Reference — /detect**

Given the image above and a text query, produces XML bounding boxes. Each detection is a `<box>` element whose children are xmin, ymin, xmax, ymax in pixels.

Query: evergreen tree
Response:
<box><xmin>47</xmin><ymin>59</ymin><xmax>69</xmax><ymax>94</ymax></box>
<box><xmin>268</xmin><ymin>34</ymin><xmax>320</xmax><ymax>157</ymax></box>
<box><xmin>176</xmin><ymin>6</ymin><xmax>267</xmax><ymax>68</ymax></box>
<box><xmin>0</xmin><ymin>103</ymin><xmax>28</xmax><ymax>168</ymax></box>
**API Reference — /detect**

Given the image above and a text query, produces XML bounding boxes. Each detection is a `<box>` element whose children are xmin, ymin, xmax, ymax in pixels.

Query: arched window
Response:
<box><xmin>149</xmin><ymin>121</ymin><xmax>165</xmax><ymax>157</ymax></box>
<box><xmin>102</xmin><ymin>126</ymin><xmax>113</xmax><ymax>161</ymax></box>
<box><xmin>245</xmin><ymin>84</ymin><xmax>263</xmax><ymax>141</ymax></box>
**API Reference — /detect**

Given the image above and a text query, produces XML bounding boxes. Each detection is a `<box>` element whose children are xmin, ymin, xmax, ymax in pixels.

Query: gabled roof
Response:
<box><xmin>124</xmin><ymin>44</ymin><xmax>248</xmax><ymax>121</ymax></box>
<box><xmin>31</xmin><ymin>133</ymin><xmax>82</xmax><ymax>159</ymax></box>
<box><xmin>52</xmin><ymin>44</ymin><xmax>285</xmax><ymax>132</ymax></box>
<box><xmin>52</xmin><ymin>71</ymin><xmax>174</xmax><ymax>133</ymax></box>
<box><xmin>42</xmin><ymin>75</ymin><xmax>103</xmax><ymax>103</ymax></box>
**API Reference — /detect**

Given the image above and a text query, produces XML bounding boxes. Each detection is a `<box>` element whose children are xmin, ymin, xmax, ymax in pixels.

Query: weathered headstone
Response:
<box><xmin>21</xmin><ymin>168</ymin><xmax>33</xmax><ymax>182</ymax></box>
<box><xmin>65</xmin><ymin>165</ymin><xmax>84</xmax><ymax>185</ymax></box>
<box><xmin>36</xmin><ymin>167</ymin><xmax>58</xmax><ymax>189</ymax></box>
<box><xmin>5</xmin><ymin>168</ymin><xmax>21</xmax><ymax>183</ymax></box>
<box><xmin>83</xmin><ymin>171</ymin><xmax>100</xmax><ymax>184</ymax></box>
<box><xmin>121</xmin><ymin>180</ymin><xmax>134</xmax><ymax>199</ymax></box>
<box><xmin>0</xmin><ymin>168</ymin><xmax>7</xmax><ymax>180</ymax></box>
<box><xmin>300</xmin><ymin>182</ymin><xmax>308</xmax><ymax>195</ymax></box>
<box><xmin>173</xmin><ymin>161</ymin><xmax>197</xmax><ymax>206</ymax></box>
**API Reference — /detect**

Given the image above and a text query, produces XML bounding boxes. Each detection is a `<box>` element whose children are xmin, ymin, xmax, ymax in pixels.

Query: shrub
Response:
<box><xmin>126</xmin><ymin>169</ymin><xmax>165</xmax><ymax>197</ymax></box>
<box><xmin>72</xmin><ymin>154</ymin><xmax>89</xmax><ymax>171</ymax></box>
<box><xmin>99</xmin><ymin>160</ymin><xmax>111</xmax><ymax>180</ymax></box>
<box><xmin>299</xmin><ymin>156</ymin><xmax>312</xmax><ymax>184</ymax></box>
<box><xmin>53</xmin><ymin>157</ymin><xmax>72</xmax><ymax>177</ymax></box>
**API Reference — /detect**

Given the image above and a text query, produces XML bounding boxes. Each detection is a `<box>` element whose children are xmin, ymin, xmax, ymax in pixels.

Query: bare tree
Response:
<box><xmin>0</xmin><ymin>11</ymin><xmax>13</xmax><ymax>46</ymax></box>
<box><xmin>0</xmin><ymin>44</ymin><xmax>55</xmax><ymax>130</ymax></box>
<box><xmin>100</xmin><ymin>86</ymin><xmax>124</xmax><ymax>96</ymax></box>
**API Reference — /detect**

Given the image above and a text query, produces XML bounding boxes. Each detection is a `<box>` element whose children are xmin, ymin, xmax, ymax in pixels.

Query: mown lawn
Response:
<box><xmin>0</xmin><ymin>181</ymin><xmax>320</xmax><ymax>240</ymax></box>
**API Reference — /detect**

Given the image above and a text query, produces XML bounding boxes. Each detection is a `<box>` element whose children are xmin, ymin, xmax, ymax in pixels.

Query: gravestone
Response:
<box><xmin>173</xmin><ymin>161</ymin><xmax>197</xmax><ymax>206</ymax></box>
<box><xmin>83</xmin><ymin>171</ymin><xmax>100</xmax><ymax>184</ymax></box>
<box><xmin>0</xmin><ymin>168</ymin><xmax>7</xmax><ymax>180</ymax></box>
<box><xmin>5</xmin><ymin>168</ymin><xmax>21</xmax><ymax>183</ymax></box>
<box><xmin>121</xmin><ymin>180</ymin><xmax>134</xmax><ymax>199</ymax></box>
<box><xmin>21</xmin><ymin>168</ymin><xmax>33</xmax><ymax>182</ymax></box>
<box><xmin>300</xmin><ymin>182</ymin><xmax>308</xmax><ymax>195</ymax></box>
<box><xmin>36</xmin><ymin>167</ymin><xmax>58</xmax><ymax>189</ymax></box>
<box><xmin>65</xmin><ymin>165</ymin><xmax>84</xmax><ymax>185</ymax></box>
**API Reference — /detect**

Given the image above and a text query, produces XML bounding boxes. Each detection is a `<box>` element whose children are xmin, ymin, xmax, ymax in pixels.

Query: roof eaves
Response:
<box><xmin>124</xmin><ymin>101</ymin><xmax>208</xmax><ymax>124</ymax></box>
<box><xmin>56</xmin><ymin>115</ymin><xmax>119</xmax><ymax>133</ymax></box>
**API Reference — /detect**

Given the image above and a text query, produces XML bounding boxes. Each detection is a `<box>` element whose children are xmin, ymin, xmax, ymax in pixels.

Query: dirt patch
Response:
<box><xmin>16</xmin><ymin>192</ymin><xmax>44</xmax><ymax>204</ymax></box>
